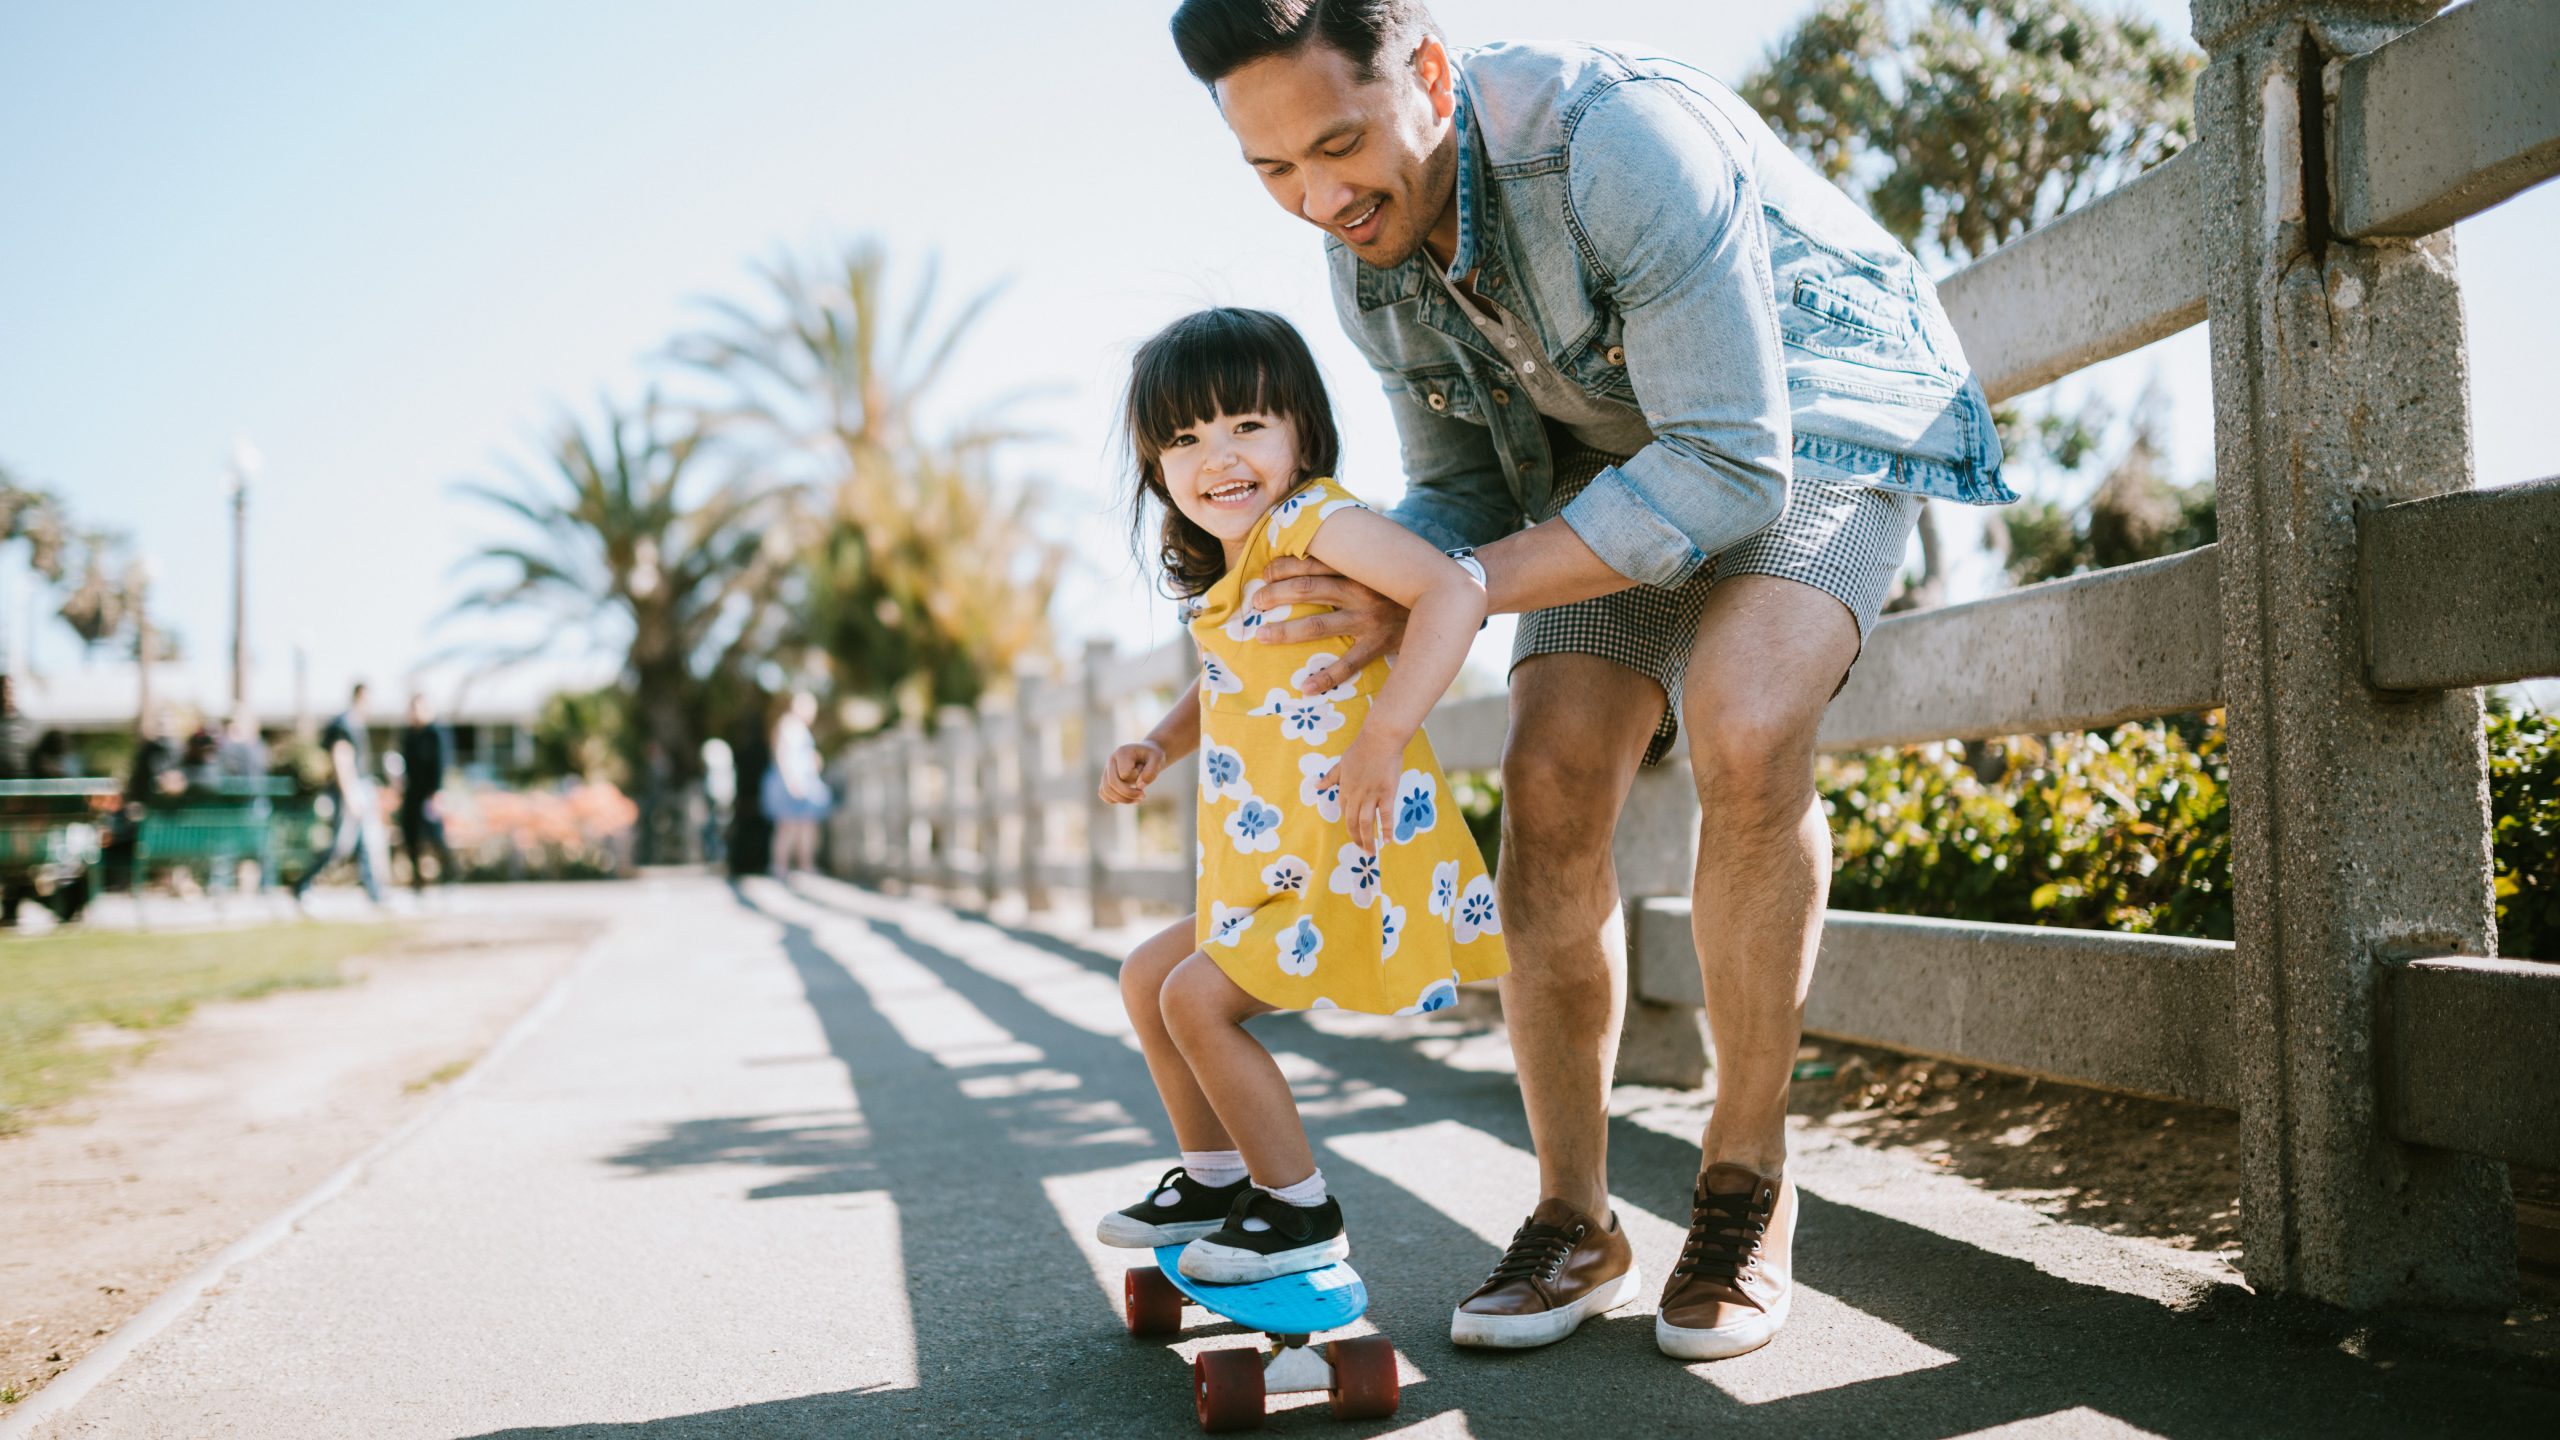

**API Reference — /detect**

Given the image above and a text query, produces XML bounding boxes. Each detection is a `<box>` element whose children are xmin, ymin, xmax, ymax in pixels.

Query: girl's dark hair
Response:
<box><xmin>1121</xmin><ymin>307</ymin><xmax>1341</xmax><ymax>599</ymax></box>
<box><xmin>1171</xmin><ymin>0</ymin><xmax>1441</xmax><ymax>87</ymax></box>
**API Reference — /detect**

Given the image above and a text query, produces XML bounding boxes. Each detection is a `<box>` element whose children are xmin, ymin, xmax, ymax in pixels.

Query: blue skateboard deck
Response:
<box><xmin>1149</xmin><ymin>1245</ymin><xmax>1368</xmax><ymax>1335</ymax></box>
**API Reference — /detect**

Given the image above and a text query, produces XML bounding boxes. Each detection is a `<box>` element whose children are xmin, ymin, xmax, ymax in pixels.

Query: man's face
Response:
<box><xmin>1216</xmin><ymin>36</ymin><xmax>1460</xmax><ymax>271</ymax></box>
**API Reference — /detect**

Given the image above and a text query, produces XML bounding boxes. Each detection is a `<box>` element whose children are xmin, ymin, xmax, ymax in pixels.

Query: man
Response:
<box><xmin>1169</xmin><ymin>1</ymin><xmax>2009</xmax><ymax>1359</ymax></box>
<box><xmin>292</xmin><ymin>681</ymin><xmax>386</xmax><ymax>907</ymax></box>
<box><xmin>396</xmin><ymin>693</ymin><xmax>456</xmax><ymax>894</ymax></box>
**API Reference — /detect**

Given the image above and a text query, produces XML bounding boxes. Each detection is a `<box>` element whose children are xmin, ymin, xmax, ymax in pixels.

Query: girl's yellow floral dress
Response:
<box><xmin>1186</xmin><ymin>476</ymin><xmax>1509</xmax><ymax>1016</ymax></box>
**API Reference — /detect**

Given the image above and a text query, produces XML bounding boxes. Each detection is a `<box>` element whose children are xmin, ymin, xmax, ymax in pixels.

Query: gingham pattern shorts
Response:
<box><xmin>1514</xmin><ymin>440</ymin><xmax>1924</xmax><ymax>766</ymax></box>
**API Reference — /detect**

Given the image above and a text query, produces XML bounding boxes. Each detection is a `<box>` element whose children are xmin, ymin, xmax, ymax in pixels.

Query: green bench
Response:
<box><xmin>133</xmin><ymin>778</ymin><xmax>303</xmax><ymax>893</ymax></box>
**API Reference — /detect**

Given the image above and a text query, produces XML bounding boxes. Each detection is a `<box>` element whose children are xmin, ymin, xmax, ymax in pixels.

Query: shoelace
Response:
<box><xmin>1672</xmin><ymin>1185</ymin><xmax>1769</xmax><ymax>1284</ymax></box>
<box><xmin>1483</xmin><ymin>1218</ymin><xmax>1582</xmax><ymax>1286</ymax></box>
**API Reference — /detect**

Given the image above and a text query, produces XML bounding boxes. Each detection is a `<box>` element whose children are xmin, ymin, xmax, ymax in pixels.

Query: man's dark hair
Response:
<box><xmin>350</xmin><ymin>681</ymin><xmax>368</xmax><ymax>700</ymax></box>
<box><xmin>1171</xmin><ymin>0</ymin><xmax>1440</xmax><ymax>87</ymax></box>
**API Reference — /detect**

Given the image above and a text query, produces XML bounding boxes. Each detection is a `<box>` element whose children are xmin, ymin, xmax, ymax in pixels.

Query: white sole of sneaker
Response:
<box><xmin>1654</xmin><ymin>1291</ymin><xmax>1790</xmax><ymax>1361</ymax></box>
<box><xmin>1448</xmin><ymin>1262</ymin><xmax>1645</xmax><ymax>1349</ymax></box>
<box><xmin>1094</xmin><ymin>1213</ymin><xmax>1224</xmax><ymax>1249</ymax></box>
<box><xmin>1176</xmin><ymin>1233</ymin><xmax>1350</xmax><ymax>1284</ymax></box>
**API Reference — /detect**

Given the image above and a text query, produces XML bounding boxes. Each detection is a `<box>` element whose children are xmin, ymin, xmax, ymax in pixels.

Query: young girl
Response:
<box><xmin>1094</xmin><ymin>307</ymin><xmax>1508</xmax><ymax>1284</ymax></box>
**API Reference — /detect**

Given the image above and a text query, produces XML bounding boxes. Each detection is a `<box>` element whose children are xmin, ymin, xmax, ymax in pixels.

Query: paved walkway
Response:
<box><xmin>12</xmin><ymin>874</ymin><xmax>2550</xmax><ymax>1437</ymax></box>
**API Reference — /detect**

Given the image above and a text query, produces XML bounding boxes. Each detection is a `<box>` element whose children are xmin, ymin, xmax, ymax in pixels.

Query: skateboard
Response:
<box><xmin>1123</xmin><ymin>1244</ymin><xmax>1399</xmax><ymax>1432</ymax></box>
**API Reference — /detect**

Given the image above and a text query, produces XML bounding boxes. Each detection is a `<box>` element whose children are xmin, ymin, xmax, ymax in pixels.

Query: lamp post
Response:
<box><xmin>228</xmin><ymin>437</ymin><xmax>260</xmax><ymax>718</ymax></box>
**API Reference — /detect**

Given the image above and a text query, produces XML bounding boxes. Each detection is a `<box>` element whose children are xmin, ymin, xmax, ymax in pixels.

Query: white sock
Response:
<box><xmin>1181</xmin><ymin>1149</ymin><xmax>1247</xmax><ymax>1188</ymax></box>
<box><xmin>1259</xmin><ymin>1168</ymin><xmax>1328</xmax><ymax>1209</ymax></box>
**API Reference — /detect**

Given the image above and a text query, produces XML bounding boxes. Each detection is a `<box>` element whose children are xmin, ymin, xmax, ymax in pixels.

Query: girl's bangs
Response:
<box><xmin>1131</xmin><ymin>323</ymin><xmax>1291</xmax><ymax>453</ymax></box>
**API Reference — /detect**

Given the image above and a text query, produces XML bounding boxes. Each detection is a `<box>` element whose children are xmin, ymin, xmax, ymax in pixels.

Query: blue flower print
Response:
<box><xmin>1327</xmin><ymin>843</ymin><xmax>1381</xmax><ymax>909</ymax></box>
<box><xmin>1252</xmin><ymin>688</ymin><xmax>1347</xmax><ymax>746</ymax></box>
<box><xmin>1453</xmin><ymin>875</ymin><xmax>1503</xmax><ymax>943</ymax></box>
<box><xmin>1391</xmin><ymin>770</ymin><xmax>1438</xmax><ymax>844</ymax></box>
<box><xmin>1207</xmin><ymin>901</ymin><xmax>1256</xmax><ymax>948</ymax></box>
<box><xmin>1395</xmin><ymin>977</ymin><xmax>1458</xmax><ymax>1016</ymax></box>
<box><xmin>1277</xmin><ymin>917</ymin><xmax>1324</xmax><ymax>977</ymax></box>
<box><xmin>1260</xmin><ymin>854</ymin><xmax>1311</xmax><ymax>894</ymax></box>
<box><xmin>1378</xmin><ymin>898</ymin><xmax>1407</xmax><ymax>960</ymax></box>
<box><xmin>1224</xmin><ymin>794</ymin><xmax>1283</xmax><ymax>854</ymax></box>
<box><xmin>1201</xmin><ymin>650</ymin><xmax>1244</xmax><ymax>697</ymax></box>
<box><xmin>1299</xmin><ymin>753</ymin><xmax>1343</xmax><ymax>822</ymax></box>
<box><xmin>1428</xmin><ymin>860</ymin><xmax>1459</xmax><ymax>919</ymax></box>
<box><xmin>1200</xmin><ymin>743</ymin><xmax>1247</xmax><ymax>801</ymax></box>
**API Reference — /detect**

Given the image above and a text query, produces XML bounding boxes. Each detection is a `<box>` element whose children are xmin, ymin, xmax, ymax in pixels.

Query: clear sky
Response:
<box><xmin>3</xmin><ymin>0</ymin><xmax>2551</xmax><ymax>720</ymax></box>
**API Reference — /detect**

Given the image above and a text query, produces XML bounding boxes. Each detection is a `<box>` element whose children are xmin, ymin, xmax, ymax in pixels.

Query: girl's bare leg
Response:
<box><xmin>1159</xmin><ymin>953</ymin><xmax>1309</xmax><ymax>1187</ymax></box>
<box><xmin>1121</xmin><ymin>915</ymin><xmax>1234</xmax><ymax>1153</ymax></box>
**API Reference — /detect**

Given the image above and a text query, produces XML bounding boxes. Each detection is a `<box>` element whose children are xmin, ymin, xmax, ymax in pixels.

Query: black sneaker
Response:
<box><xmin>1096</xmin><ymin>1166</ymin><xmax>1252</xmax><ymax>1248</ymax></box>
<box><xmin>1177</xmin><ymin>1190</ymin><xmax>1349</xmax><ymax>1283</ymax></box>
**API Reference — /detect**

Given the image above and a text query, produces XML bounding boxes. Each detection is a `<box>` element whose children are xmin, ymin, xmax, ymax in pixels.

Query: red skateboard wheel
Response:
<box><xmin>1125</xmin><ymin>1266</ymin><xmax>1184</xmax><ymax>1337</ymax></box>
<box><xmin>1194</xmin><ymin>1346</ymin><xmax>1265</xmax><ymax>1432</ymax></box>
<box><xmin>1325</xmin><ymin>1335</ymin><xmax>1398</xmax><ymax>1421</ymax></box>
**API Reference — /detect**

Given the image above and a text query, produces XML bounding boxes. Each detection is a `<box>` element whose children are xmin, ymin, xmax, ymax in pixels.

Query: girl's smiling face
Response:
<box><xmin>1158</xmin><ymin>408</ymin><xmax>1302</xmax><ymax>560</ymax></box>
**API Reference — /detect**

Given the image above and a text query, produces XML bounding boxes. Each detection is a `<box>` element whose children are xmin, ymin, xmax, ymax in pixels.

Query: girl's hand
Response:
<box><xmin>1330</xmin><ymin>733</ymin><xmax>1403</xmax><ymax>853</ymax></box>
<box><xmin>1100</xmin><ymin>741</ymin><xmax>1167</xmax><ymax>804</ymax></box>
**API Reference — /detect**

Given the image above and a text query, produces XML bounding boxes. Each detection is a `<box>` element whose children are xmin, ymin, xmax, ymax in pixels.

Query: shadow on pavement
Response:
<box><xmin>457</xmin><ymin>883</ymin><xmax>2555</xmax><ymax>1438</ymax></box>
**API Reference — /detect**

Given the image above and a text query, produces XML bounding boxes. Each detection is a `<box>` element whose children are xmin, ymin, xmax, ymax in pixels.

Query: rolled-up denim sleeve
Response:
<box><xmin>1558</xmin><ymin>81</ymin><xmax>1792</xmax><ymax>588</ymax></box>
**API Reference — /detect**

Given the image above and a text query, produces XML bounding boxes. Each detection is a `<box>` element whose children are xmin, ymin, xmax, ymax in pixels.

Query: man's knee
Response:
<box><xmin>1683</xmin><ymin>689</ymin><xmax>1818</xmax><ymax>820</ymax></box>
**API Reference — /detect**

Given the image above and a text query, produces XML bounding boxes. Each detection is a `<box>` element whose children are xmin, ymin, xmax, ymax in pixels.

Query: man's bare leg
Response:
<box><xmin>1679</xmin><ymin>575</ymin><xmax>1862</xmax><ymax>1175</ymax></box>
<box><xmin>1496</xmin><ymin>654</ymin><xmax>1663</xmax><ymax>1218</ymax></box>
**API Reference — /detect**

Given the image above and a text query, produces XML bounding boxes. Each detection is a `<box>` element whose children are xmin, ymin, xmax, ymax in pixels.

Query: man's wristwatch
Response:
<box><xmin>1447</xmin><ymin>547</ymin><xmax>1489</xmax><ymax>629</ymax></box>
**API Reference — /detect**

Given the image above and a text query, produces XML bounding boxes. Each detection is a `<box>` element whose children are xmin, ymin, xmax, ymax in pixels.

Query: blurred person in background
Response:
<box><xmin>180</xmin><ymin>727</ymin><xmax>224</xmax><ymax>788</ymax></box>
<box><xmin>217</xmin><ymin>711</ymin><xmax>270</xmax><ymax>781</ymax></box>
<box><xmin>292</xmin><ymin>681</ymin><xmax>385</xmax><ymax>907</ymax></box>
<box><xmin>700</xmin><ymin>736</ymin><xmax>734</xmax><ymax>866</ymax></box>
<box><xmin>0</xmin><ymin>675</ymin><xmax>31</xmax><ymax>778</ymax></box>
<box><xmin>397</xmin><ymin>692</ymin><xmax>455</xmax><ymax>894</ymax></box>
<box><xmin>29</xmin><ymin>729</ymin><xmax>74</xmax><ymax>779</ymax></box>
<box><xmin>761</xmin><ymin>690</ymin><xmax>830</xmax><ymax>877</ymax></box>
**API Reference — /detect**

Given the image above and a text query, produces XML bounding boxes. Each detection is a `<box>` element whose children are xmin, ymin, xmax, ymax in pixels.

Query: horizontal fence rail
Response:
<box><xmin>1636</xmin><ymin>903</ymin><xmax>2239</xmax><ymax>1109</ymax></box>
<box><xmin>833</xmin><ymin>0</ymin><xmax>2560</xmax><ymax>1310</ymax></box>
<box><xmin>2386</xmin><ymin>955</ymin><xmax>2560</xmax><ymax>1172</ymax></box>
<box><xmin>1940</xmin><ymin>147</ymin><xmax>2208</xmax><ymax>405</ymax></box>
<box><xmin>2361</xmin><ymin>474</ymin><xmax>2560</xmax><ymax>690</ymax></box>
<box><xmin>1818</xmin><ymin>544</ymin><xmax>2224</xmax><ymax>751</ymax></box>
<box><xmin>2333</xmin><ymin>0</ymin><xmax>2560</xmax><ymax>239</ymax></box>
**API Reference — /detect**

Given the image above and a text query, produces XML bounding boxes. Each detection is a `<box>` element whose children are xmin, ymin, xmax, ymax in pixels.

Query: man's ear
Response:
<box><xmin>1414</xmin><ymin>35</ymin><xmax>1455</xmax><ymax>121</ymax></box>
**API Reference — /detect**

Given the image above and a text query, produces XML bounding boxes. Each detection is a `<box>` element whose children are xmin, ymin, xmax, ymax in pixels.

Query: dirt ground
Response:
<box><xmin>0</xmin><ymin>914</ymin><xmax>589</xmax><ymax>1404</ymax></box>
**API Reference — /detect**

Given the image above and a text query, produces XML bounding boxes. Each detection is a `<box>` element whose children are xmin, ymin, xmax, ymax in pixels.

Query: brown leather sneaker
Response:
<box><xmin>1655</xmin><ymin>1163</ymin><xmax>1796</xmax><ymax>1361</ymax></box>
<box><xmin>1450</xmin><ymin>1198</ymin><xmax>1644</xmax><ymax>1348</ymax></box>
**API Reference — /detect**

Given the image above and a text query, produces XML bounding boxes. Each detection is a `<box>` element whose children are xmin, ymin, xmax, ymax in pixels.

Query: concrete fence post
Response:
<box><xmin>2192</xmin><ymin>0</ymin><xmax>2511</xmax><ymax>1307</ymax></box>
<box><xmin>1016</xmin><ymin>672</ymin><xmax>1053</xmax><ymax>914</ymax></box>
<box><xmin>1082</xmin><ymin>637</ymin><xmax>1130</xmax><ymax>929</ymax></box>
<box><xmin>832</xmin><ymin>751</ymin><xmax>866</xmax><ymax>881</ymax></box>
<box><xmin>936</xmin><ymin>705</ymin><xmax>972</xmax><ymax>900</ymax></box>
<box><xmin>975</xmin><ymin>703</ymin><xmax>1006</xmax><ymax>909</ymax></box>
<box><xmin>880</xmin><ymin>726</ymin><xmax>913</xmax><ymax>892</ymax></box>
<box><xmin>897</xmin><ymin>720</ymin><xmax>927</xmax><ymax>891</ymax></box>
<box><xmin>1612</xmin><ymin>759</ymin><xmax>1711</xmax><ymax>1087</ymax></box>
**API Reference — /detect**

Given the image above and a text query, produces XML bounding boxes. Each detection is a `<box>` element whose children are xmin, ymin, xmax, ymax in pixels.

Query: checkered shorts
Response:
<box><xmin>1514</xmin><ymin>440</ymin><xmax>1924</xmax><ymax>766</ymax></box>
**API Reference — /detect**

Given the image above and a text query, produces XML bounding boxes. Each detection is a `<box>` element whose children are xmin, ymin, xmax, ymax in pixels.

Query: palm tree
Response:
<box><xmin>669</xmin><ymin>239</ymin><xmax>1062</xmax><ymax>725</ymax></box>
<box><xmin>448</xmin><ymin>399</ymin><xmax>793</xmax><ymax>859</ymax></box>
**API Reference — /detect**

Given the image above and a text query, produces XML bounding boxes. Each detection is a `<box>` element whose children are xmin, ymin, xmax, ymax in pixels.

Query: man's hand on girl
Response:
<box><xmin>1252</xmin><ymin>555</ymin><xmax>1409</xmax><ymax>694</ymax></box>
<box><xmin>1101</xmin><ymin>741</ymin><xmax>1167</xmax><ymax>804</ymax></box>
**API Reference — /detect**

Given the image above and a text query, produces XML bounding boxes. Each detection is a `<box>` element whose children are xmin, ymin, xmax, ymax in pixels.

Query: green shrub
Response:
<box><xmin>1820</xmin><ymin>718</ymin><xmax>2232</xmax><ymax>939</ymax></box>
<box><xmin>2489</xmin><ymin>704</ymin><xmax>2560</xmax><ymax>961</ymax></box>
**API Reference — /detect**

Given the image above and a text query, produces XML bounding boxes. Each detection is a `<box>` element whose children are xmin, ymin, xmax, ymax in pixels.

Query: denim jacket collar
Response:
<box><xmin>1353</xmin><ymin>81</ymin><xmax>1515</xmax><ymax>371</ymax></box>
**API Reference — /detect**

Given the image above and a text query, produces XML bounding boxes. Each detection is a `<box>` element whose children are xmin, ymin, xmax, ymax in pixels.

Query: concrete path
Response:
<box><xmin>12</xmin><ymin>874</ymin><xmax>2549</xmax><ymax>1437</ymax></box>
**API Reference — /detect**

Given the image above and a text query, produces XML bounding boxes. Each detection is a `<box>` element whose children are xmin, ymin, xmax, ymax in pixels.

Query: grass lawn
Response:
<box><xmin>0</xmin><ymin>923</ymin><xmax>401</xmax><ymax>1134</ymax></box>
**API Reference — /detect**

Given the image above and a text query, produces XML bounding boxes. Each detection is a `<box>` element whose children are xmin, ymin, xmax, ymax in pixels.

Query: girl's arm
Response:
<box><xmin>1141</xmin><ymin>678</ymin><xmax>1202</xmax><ymax>764</ymax></box>
<box><xmin>1305</xmin><ymin>510</ymin><xmax>1489</xmax><ymax>847</ymax></box>
<box><xmin>1100</xmin><ymin>678</ymin><xmax>1203</xmax><ymax>805</ymax></box>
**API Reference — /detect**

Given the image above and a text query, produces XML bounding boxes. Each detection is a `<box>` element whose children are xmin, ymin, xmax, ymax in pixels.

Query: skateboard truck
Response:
<box><xmin>1125</xmin><ymin>1255</ymin><xmax>1399</xmax><ymax>1431</ymax></box>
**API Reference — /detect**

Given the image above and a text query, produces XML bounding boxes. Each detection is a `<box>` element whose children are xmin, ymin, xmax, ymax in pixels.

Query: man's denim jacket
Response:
<box><xmin>1331</xmin><ymin>42</ymin><xmax>2013</xmax><ymax>588</ymax></box>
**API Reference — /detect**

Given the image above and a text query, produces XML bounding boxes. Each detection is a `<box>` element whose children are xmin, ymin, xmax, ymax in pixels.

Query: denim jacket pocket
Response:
<box><xmin>1561</xmin><ymin>320</ymin><xmax>1640</xmax><ymax>402</ymax></box>
<box><xmin>1400</xmin><ymin>365</ymin><xmax>1486</xmax><ymax>425</ymax></box>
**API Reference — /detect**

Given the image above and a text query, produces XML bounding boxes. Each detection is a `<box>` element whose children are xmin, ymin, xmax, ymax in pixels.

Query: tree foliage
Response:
<box><xmin>671</xmin><ymin>241</ymin><xmax>1063</xmax><ymax>725</ymax></box>
<box><xmin>0</xmin><ymin>462</ymin><xmax>145</xmax><ymax>654</ymax></box>
<box><xmin>1744</xmin><ymin>0</ymin><xmax>2199</xmax><ymax>266</ymax></box>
